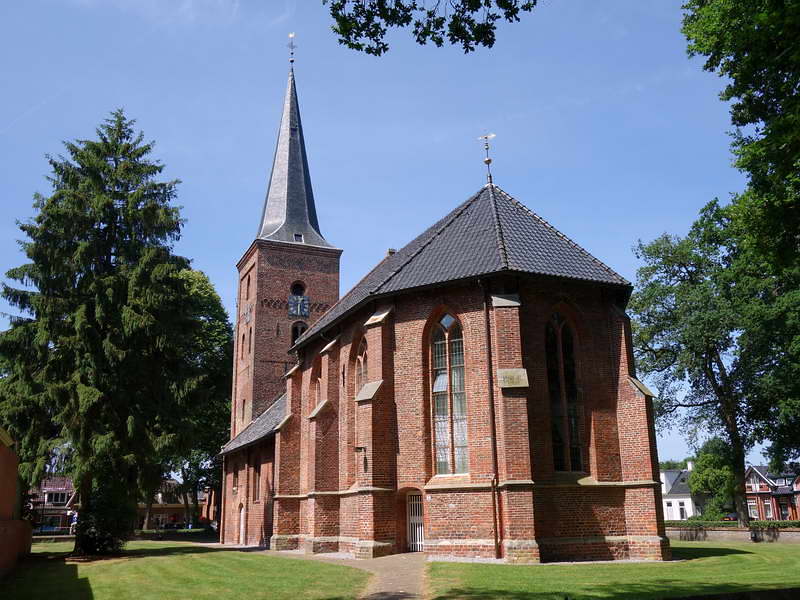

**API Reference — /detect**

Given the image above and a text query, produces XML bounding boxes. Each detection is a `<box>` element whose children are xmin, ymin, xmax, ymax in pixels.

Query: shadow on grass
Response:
<box><xmin>671</xmin><ymin>545</ymin><xmax>753</xmax><ymax>561</ymax></box>
<box><xmin>4</xmin><ymin>557</ymin><xmax>94</xmax><ymax>600</ymax></box>
<box><xmin>120</xmin><ymin>544</ymin><xmax>228</xmax><ymax>559</ymax></box>
<box><xmin>430</xmin><ymin>583</ymin><xmax>800</xmax><ymax>600</ymax></box>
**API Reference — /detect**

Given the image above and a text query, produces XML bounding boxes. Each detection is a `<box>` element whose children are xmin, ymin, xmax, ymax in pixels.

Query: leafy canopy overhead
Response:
<box><xmin>681</xmin><ymin>0</ymin><xmax>800</xmax><ymax>467</ymax></box>
<box><xmin>683</xmin><ymin>0</ymin><xmax>800</xmax><ymax>266</ymax></box>
<box><xmin>324</xmin><ymin>0</ymin><xmax>537</xmax><ymax>55</ymax></box>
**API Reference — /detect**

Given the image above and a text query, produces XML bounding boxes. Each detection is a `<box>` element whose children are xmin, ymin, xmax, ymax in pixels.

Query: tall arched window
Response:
<box><xmin>431</xmin><ymin>313</ymin><xmax>468</xmax><ymax>474</ymax></box>
<box><xmin>546</xmin><ymin>313</ymin><xmax>583</xmax><ymax>472</ymax></box>
<box><xmin>355</xmin><ymin>338</ymin><xmax>368</xmax><ymax>391</ymax></box>
<box><xmin>314</xmin><ymin>376</ymin><xmax>322</xmax><ymax>407</ymax></box>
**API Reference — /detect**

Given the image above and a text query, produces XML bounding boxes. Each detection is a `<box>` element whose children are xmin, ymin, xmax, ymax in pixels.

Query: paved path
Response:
<box><xmin>200</xmin><ymin>543</ymin><xmax>427</xmax><ymax>599</ymax></box>
<box><xmin>256</xmin><ymin>548</ymin><xmax>426</xmax><ymax>599</ymax></box>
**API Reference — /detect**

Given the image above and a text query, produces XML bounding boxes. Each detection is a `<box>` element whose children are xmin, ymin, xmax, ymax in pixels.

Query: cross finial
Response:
<box><xmin>288</xmin><ymin>32</ymin><xmax>296</xmax><ymax>65</ymax></box>
<box><xmin>478</xmin><ymin>133</ymin><xmax>496</xmax><ymax>185</ymax></box>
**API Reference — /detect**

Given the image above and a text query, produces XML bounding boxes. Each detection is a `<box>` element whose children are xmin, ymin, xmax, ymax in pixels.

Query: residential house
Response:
<box><xmin>137</xmin><ymin>478</ymin><xmax>207</xmax><ymax>529</ymax></box>
<box><xmin>660</xmin><ymin>462</ymin><xmax>702</xmax><ymax>520</ymax></box>
<box><xmin>745</xmin><ymin>465</ymin><xmax>800</xmax><ymax>521</ymax></box>
<box><xmin>29</xmin><ymin>476</ymin><xmax>77</xmax><ymax>533</ymax></box>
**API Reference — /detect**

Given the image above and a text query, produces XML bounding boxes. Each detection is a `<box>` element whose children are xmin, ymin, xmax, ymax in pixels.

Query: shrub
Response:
<box><xmin>665</xmin><ymin>519</ymin><xmax>800</xmax><ymax>529</ymax></box>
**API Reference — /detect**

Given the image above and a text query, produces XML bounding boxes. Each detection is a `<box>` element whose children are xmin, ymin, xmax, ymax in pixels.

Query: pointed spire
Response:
<box><xmin>257</xmin><ymin>67</ymin><xmax>331</xmax><ymax>247</ymax></box>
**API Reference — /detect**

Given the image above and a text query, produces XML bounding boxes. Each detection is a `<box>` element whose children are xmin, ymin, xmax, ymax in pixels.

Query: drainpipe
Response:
<box><xmin>219</xmin><ymin>454</ymin><xmax>227</xmax><ymax>544</ymax></box>
<box><xmin>480</xmin><ymin>278</ymin><xmax>502</xmax><ymax>559</ymax></box>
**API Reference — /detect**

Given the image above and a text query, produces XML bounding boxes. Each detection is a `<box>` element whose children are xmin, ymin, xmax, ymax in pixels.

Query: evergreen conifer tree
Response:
<box><xmin>0</xmin><ymin>110</ymin><xmax>199</xmax><ymax>555</ymax></box>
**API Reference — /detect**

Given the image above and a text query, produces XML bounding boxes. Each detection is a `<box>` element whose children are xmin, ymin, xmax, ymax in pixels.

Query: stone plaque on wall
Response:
<box><xmin>497</xmin><ymin>368</ymin><xmax>529</xmax><ymax>388</ymax></box>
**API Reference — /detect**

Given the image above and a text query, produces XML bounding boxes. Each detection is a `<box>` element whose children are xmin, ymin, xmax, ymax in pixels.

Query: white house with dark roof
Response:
<box><xmin>660</xmin><ymin>462</ymin><xmax>702</xmax><ymax>520</ymax></box>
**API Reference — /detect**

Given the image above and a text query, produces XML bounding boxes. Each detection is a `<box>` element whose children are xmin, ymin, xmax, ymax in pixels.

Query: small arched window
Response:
<box><xmin>546</xmin><ymin>313</ymin><xmax>583</xmax><ymax>472</ymax></box>
<box><xmin>355</xmin><ymin>338</ymin><xmax>368</xmax><ymax>392</ymax></box>
<box><xmin>240</xmin><ymin>333</ymin><xmax>246</xmax><ymax>360</ymax></box>
<box><xmin>291</xmin><ymin>281</ymin><xmax>306</xmax><ymax>296</ymax></box>
<box><xmin>314</xmin><ymin>376</ymin><xmax>322</xmax><ymax>407</ymax></box>
<box><xmin>291</xmin><ymin>321</ymin><xmax>307</xmax><ymax>345</ymax></box>
<box><xmin>431</xmin><ymin>313</ymin><xmax>468</xmax><ymax>474</ymax></box>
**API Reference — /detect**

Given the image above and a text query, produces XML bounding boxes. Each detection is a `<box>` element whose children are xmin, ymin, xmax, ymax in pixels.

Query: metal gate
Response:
<box><xmin>407</xmin><ymin>493</ymin><xmax>424</xmax><ymax>552</ymax></box>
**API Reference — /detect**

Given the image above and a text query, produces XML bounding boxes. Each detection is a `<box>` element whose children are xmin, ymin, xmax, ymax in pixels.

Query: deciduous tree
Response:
<box><xmin>688</xmin><ymin>438</ymin><xmax>736</xmax><ymax>520</ymax></box>
<box><xmin>682</xmin><ymin>0</ymin><xmax>800</xmax><ymax>466</ymax></box>
<box><xmin>324</xmin><ymin>0</ymin><xmax>537</xmax><ymax>55</ymax></box>
<box><xmin>630</xmin><ymin>201</ymin><xmax>759</xmax><ymax>526</ymax></box>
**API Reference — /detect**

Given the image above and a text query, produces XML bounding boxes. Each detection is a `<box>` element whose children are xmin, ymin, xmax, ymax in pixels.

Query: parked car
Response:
<box><xmin>722</xmin><ymin>513</ymin><xmax>738</xmax><ymax>521</ymax></box>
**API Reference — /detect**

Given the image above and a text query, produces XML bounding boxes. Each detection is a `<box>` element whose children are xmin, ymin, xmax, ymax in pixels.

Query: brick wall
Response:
<box><xmin>258</xmin><ymin>273</ymin><xmax>667</xmax><ymax>562</ymax></box>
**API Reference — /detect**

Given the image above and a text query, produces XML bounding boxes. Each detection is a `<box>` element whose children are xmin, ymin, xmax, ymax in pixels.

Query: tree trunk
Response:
<box><xmin>72</xmin><ymin>476</ymin><xmax>92</xmax><ymax>556</ymax></box>
<box><xmin>143</xmin><ymin>497</ymin><xmax>153</xmax><ymax>531</ymax></box>
<box><xmin>180</xmin><ymin>467</ymin><xmax>191</xmax><ymax>528</ymax></box>
<box><xmin>731</xmin><ymin>438</ymin><xmax>751</xmax><ymax>528</ymax></box>
<box><xmin>191</xmin><ymin>482</ymin><xmax>199</xmax><ymax>526</ymax></box>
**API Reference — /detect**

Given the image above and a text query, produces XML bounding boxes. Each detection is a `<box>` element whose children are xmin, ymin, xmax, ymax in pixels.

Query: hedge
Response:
<box><xmin>134</xmin><ymin>528</ymin><xmax>208</xmax><ymax>534</ymax></box>
<box><xmin>665</xmin><ymin>520</ymin><xmax>800</xmax><ymax>529</ymax></box>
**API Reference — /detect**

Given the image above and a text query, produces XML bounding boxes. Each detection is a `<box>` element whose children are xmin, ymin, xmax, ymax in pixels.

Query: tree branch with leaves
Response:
<box><xmin>324</xmin><ymin>0</ymin><xmax>537</xmax><ymax>55</ymax></box>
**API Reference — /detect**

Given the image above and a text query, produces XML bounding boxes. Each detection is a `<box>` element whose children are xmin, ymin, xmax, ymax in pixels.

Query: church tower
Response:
<box><xmin>231</xmin><ymin>67</ymin><xmax>341</xmax><ymax>438</ymax></box>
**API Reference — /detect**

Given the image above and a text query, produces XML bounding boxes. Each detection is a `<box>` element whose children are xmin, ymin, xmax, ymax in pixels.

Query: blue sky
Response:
<box><xmin>0</xmin><ymin>1</ymin><xmax>756</xmax><ymax>463</ymax></box>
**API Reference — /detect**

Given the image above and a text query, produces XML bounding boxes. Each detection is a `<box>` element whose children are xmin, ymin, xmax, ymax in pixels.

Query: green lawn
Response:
<box><xmin>427</xmin><ymin>540</ymin><xmax>800</xmax><ymax>599</ymax></box>
<box><xmin>5</xmin><ymin>541</ymin><xmax>370</xmax><ymax>600</ymax></box>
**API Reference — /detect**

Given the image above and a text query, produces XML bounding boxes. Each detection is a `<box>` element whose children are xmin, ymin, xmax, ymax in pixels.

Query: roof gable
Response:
<box><xmin>296</xmin><ymin>184</ymin><xmax>629</xmax><ymax>348</ymax></box>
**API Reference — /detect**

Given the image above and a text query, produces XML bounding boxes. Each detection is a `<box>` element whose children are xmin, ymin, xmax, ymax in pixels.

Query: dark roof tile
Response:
<box><xmin>220</xmin><ymin>394</ymin><xmax>287</xmax><ymax>455</ymax></box>
<box><xmin>295</xmin><ymin>184</ymin><xmax>629</xmax><ymax>348</ymax></box>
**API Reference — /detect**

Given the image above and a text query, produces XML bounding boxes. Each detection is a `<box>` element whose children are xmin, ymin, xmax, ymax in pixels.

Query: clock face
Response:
<box><xmin>288</xmin><ymin>294</ymin><xmax>310</xmax><ymax>317</ymax></box>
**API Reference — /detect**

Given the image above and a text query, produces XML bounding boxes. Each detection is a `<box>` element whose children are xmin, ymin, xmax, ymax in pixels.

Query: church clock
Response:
<box><xmin>288</xmin><ymin>294</ymin><xmax>310</xmax><ymax>318</ymax></box>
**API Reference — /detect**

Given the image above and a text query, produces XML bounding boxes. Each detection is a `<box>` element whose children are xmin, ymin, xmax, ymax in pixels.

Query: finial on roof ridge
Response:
<box><xmin>478</xmin><ymin>133</ymin><xmax>496</xmax><ymax>185</ymax></box>
<box><xmin>288</xmin><ymin>32</ymin><xmax>296</xmax><ymax>65</ymax></box>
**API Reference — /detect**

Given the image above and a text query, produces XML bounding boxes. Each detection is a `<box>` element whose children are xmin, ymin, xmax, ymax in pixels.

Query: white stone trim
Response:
<box><xmin>319</xmin><ymin>336</ymin><xmax>339</xmax><ymax>355</ymax></box>
<box><xmin>491</xmin><ymin>294</ymin><xmax>521</xmax><ymax>307</ymax></box>
<box><xmin>307</xmin><ymin>398</ymin><xmax>329</xmax><ymax>419</ymax></box>
<box><xmin>364</xmin><ymin>306</ymin><xmax>393</xmax><ymax>326</ymax></box>
<box><xmin>355</xmin><ymin>380</ymin><xmax>382</xmax><ymax>402</ymax></box>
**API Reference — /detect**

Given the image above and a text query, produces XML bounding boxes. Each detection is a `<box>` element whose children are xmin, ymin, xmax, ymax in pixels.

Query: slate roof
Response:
<box><xmin>751</xmin><ymin>465</ymin><xmax>798</xmax><ymax>485</ymax></box>
<box><xmin>257</xmin><ymin>68</ymin><xmax>332</xmax><ymax>248</ymax></box>
<box><xmin>295</xmin><ymin>183</ymin><xmax>629</xmax><ymax>349</ymax></box>
<box><xmin>220</xmin><ymin>393</ymin><xmax>287</xmax><ymax>455</ymax></box>
<box><xmin>664</xmin><ymin>469</ymin><xmax>692</xmax><ymax>497</ymax></box>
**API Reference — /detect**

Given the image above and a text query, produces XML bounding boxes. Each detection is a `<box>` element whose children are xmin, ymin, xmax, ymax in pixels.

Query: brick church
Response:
<box><xmin>219</xmin><ymin>66</ymin><xmax>671</xmax><ymax>563</ymax></box>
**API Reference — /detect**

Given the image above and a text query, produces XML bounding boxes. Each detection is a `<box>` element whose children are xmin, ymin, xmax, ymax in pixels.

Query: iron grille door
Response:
<box><xmin>407</xmin><ymin>493</ymin><xmax>424</xmax><ymax>552</ymax></box>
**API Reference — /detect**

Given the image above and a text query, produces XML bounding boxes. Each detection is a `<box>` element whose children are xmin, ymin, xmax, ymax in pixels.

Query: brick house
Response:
<box><xmin>219</xmin><ymin>66</ymin><xmax>670</xmax><ymax>563</ymax></box>
<box><xmin>745</xmin><ymin>465</ymin><xmax>800</xmax><ymax>521</ymax></box>
<box><xmin>29</xmin><ymin>476</ymin><xmax>77</xmax><ymax>533</ymax></box>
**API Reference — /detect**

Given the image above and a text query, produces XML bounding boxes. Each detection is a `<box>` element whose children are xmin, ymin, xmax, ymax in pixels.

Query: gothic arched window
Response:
<box><xmin>431</xmin><ymin>313</ymin><xmax>468</xmax><ymax>474</ymax></box>
<box><xmin>314</xmin><ymin>376</ymin><xmax>322</xmax><ymax>407</ymax></box>
<box><xmin>355</xmin><ymin>338</ymin><xmax>368</xmax><ymax>391</ymax></box>
<box><xmin>546</xmin><ymin>313</ymin><xmax>583</xmax><ymax>472</ymax></box>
